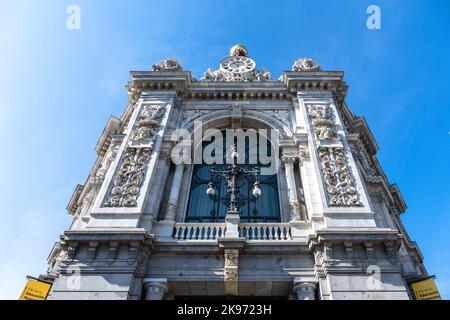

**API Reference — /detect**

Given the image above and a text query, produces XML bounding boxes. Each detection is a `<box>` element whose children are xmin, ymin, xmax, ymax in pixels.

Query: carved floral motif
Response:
<box><xmin>103</xmin><ymin>148</ymin><xmax>151</xmax><ymax>207</ymax></box>
<box><xmin>103</xmin><ymin>105</ymin><xmax>166</xmax><ymax>208</ymax></box>
<box><xmin>131</xmin><ymin>105</ymin><xmax>166</xmax><ymax>147</ymax></box>
<box><xmin>201</xmin><ymin>67</ymin><xmax>272</xmax><ymax>82</ymax></box>
<box><xmin>308</xmin><ymin>104</ymin><xmax>337</xmax><ymax>141</ymax></box>
<box><xmin>307</xmin><ymin>104</ymin><xmax>362</xmax><ymax>207</ymax></box>
<box><xmin>317</xmin><ymin>146</ymin><xmax>362</xmax><ymax>206</ymax></box>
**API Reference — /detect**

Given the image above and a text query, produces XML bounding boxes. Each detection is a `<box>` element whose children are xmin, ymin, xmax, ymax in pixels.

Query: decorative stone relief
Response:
<box><xmin>353</xmin><ymin>145</ymin><xmax>383</xmax><ymax>183</ymax></box>
<box><xmin>107</xmin><ymin>242</ymin><xmax>119</xmax><ymax>265</ymax></box>
<box><xmin>103</xmin><ymin>105</ymin><xmax>166</xmax><ymax>208</ymax></box>
<box><xmin>127</xmin><ymin>243</ymin><xmax>139</xmax><ymax>265</ymax></box>
<box><xmin>130</xmin><ymin>105</ymin><xmax>166</xmax><ymax>148</ymax></box>
<box><xmin>103</xmin><ymin>148</ymin><xmax>151</xmax><ymax>207</ymax></box>
<box><xmin>307</xmin><ymin>104</ymin><xmax>362</xmax><ymax>207</ymax></box>
<box><xmin>344</xmin><ymin>242</ymin><xmax>354</xmax><ymax>260</ymax></box>
<box><xmin>317</xmin><ymin>146</ymin><xmax>362</xmax><ymax>206</ymax></box>
<box><xmin>201</xmin><ymin>66</ymin><xmax>272</xmax><ymax>82</ymax></box>
<box><xmin>67</xmin><ymin>244</ymin><xmax>77</xmax><ymax>260</ymax></box>
<box><xmin>95</xmin><ymin>140</ymin><xmax>120</xmax><ymax>187</ymax></box>
<box><xmin>87</xmin><ymin>242</ymin><xmax>98</xmax><ymax>262</ymax></box>
<box><xmin>224</xmin><ymin>249</ymin><xmax>239</xmax><ymax>281</ymax></box>
<box><xmin>308</xmin><ymin>104</ymin><xmax>337</xmax><ymax>141</ymax></box>
<box><xmin>314</xmin><ymin>243</ymin><xmax>335</xmax><ymax>267</ymax></box>
<box><xmin>364</xmin><ymin>242</ymin><xmax>375</xmax><ymax>260</ymax></box>
<box><xmin>289</xmin><ymin>198</ymin><xmax>301</xmax><ymax>221</ymax></box>
<box><xmin>298</xmin><ymin>145</ymin><xmax>310</xmax><ymax>164</ymax></box>
<box><xmin>384</xmin><ymin>241</ymin><xmax>399</xmax><ymax>263</ymax></box>
<box><xmin>165</xmin><ymin>200</ymin><xmax>178</xmax><ymax>221</ymax></box>
<box><xmin>152</xmin><ymin>59</ymin><xmax>183</xmax><ymax>72</ymax></box>
<box><xmin>292</xmin><ymin>57</ymin><xmax>321</xmax><ymax>72</ymax></box>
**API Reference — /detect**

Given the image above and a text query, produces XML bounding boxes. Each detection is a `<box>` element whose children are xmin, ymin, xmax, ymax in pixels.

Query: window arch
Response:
<box><xmin>185</xmin><ymin>130</ymin><xmax>280</xmax><ymax>223</ymax></box>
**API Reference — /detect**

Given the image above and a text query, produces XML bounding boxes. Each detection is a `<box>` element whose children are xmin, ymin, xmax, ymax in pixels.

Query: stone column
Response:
<box><xmin>164</xmin><ymin>164</ymin><xmax>185</xmax><ymax>221</ymax></box>
<box><xmin>143</xmin><ymin>278</ymin><xmax>168</xmax><ymax>300</ymax></box>
<box><xmin>293</xmin><ymin>282</ymin><xmax>317</xmax><ymax>300</ymax></box>
<box><xmin>282</xmin><ymin>156</ymin><xmax>301</xmax><ymax>221</ymax></box>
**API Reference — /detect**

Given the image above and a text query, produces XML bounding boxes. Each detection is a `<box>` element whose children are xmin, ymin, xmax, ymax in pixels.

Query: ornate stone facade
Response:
<box><xmin>307</xmin><ymin>104</ymin><xmax>362</xmax><ymax>207</ymax></box>
<box><xmin>44</xmin><ymin>45</ymin><xmax>427</xmax><ymax>300</ymax></box>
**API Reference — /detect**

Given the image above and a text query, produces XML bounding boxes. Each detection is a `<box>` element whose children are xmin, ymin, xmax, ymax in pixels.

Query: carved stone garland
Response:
<box><xmin>201</xmin><ymin>67</ymin><xmax>272</xmax><ymax>82</ymax></box>
<box><xmin>307</xmin><ymin>104</ymin><xmax>362</xmax><ymax>207</ymax></box>
<box><xmin>103</xmin><ymin>105</ymin><xmax>166</xmax><ymax>208</ymax></box>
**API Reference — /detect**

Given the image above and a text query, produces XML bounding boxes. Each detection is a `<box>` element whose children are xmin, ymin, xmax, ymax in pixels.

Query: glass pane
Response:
<box><xmin>185</xmin><ymin>131</ymin><xmax>281</xmax><ymax>223</ymax></box>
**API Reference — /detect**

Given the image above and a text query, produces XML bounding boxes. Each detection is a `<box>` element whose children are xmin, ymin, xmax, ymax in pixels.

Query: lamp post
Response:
<box><xmin>206</xmin><ymin>144</ymin><xmax>261</xmax><ymax>216</ymax></box>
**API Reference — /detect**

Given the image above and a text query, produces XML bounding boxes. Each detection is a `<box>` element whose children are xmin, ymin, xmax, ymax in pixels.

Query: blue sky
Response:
<box><xmin>0</xmin><ymin>0</ymin><xmax>449</xmax><ymax>299</ymax></box>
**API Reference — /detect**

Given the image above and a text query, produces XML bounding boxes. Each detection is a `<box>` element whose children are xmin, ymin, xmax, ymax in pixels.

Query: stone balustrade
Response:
<box><xmin>173</xmin><ymin>223</ymin><xmax>227</xmax><ymax>240</ymax></box>
<box><xmin>239</xmin><ymin>223</ymin><xmax>292</xmax><ymax>240</ymax></box>
<box><xmin>172</xmin><ymin>223</ymin><xmax>292</xmax><ymax>241</ymax></box>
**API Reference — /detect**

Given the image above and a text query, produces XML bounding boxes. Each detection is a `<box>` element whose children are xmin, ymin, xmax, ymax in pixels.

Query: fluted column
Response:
<box><xmin>293</xmin><ymin>282</ymin><xmax>317</xmax><ymax>300</ymax></box>
<box><xmin>164</xmin><ymin>164</ymin><xmax>185</xmax><ymax>221</ymax></box>
<box><xmin>282</xmin><ymin>156</ymin><xmax>301</xmax><ymax>221</ymax></box>
<box><xmin>143</xmin><ymin>278</ymin><xmax>168</xmax><ymax>300</ymax></box>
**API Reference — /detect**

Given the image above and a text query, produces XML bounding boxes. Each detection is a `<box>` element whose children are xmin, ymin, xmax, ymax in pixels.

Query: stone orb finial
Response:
<box><xmin>230</xmin><ymin>44</ymin><xmax>248</xmax><ymax>57</ymax></box>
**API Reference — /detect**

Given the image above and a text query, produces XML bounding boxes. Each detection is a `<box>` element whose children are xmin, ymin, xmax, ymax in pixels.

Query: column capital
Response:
<box><xmin>143</xmin><ymin>278</ymin><xmax>168</xmax><ymax>300</ymax></box>
<box><xmin>281</xmin><ymin>155</ymin><xmax>298</xmax><ymax>167</ymax></box>
<box><xmin>292</xmin><ymin>279</ymin><xmax>318</xmax><ymax>300</ymax></box>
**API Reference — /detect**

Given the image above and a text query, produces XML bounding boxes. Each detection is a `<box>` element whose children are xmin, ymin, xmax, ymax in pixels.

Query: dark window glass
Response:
<box><xmin>185</xmin><ymin>132</ymin><xmax>280</xmax><ymax>223</ymax></box>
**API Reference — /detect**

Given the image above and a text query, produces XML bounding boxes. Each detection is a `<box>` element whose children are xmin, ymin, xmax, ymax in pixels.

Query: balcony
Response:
<box><xmin>173</xmin><ymin>223</ymin><xmax>292</xmax><ymax>241</ymax></box>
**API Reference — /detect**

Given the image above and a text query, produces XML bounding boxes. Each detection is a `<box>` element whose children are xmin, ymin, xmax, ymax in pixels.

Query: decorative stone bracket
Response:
<box><xmin>57</xmin><ymin>230</ymin><xmax>155</xmax><ymax>266</ymax></box>
<box><xmin>219</xmin><ymin>238</ymin><xmax>246</xmax><ymax>296</ymax></box>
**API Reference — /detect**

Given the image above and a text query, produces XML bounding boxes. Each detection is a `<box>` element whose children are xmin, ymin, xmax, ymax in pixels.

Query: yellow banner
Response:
<box><xmin>19</xmin><ymin>278</ymin><xmax>52</xmax><ymax>300</ymax></box>
<box><xmin>411</xmin><ymin>278</ymin><xmax>442</xmax><ymax>300</ymax></box>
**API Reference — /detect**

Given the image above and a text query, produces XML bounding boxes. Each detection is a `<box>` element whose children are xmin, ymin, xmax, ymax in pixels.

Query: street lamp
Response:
<box><xmin>252</xmin><ymin>181</ymin><xmax>262</xmax><ymax>198</ymax></box>
<box><xmin>206</xmin><ymin>182</ymin><xmax>216</xmax><ymax>197</ymax></box>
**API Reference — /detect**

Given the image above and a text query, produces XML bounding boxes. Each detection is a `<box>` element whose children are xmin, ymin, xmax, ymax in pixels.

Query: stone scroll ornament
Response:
<box><xmin>307</xmin><ymin>104</ymin><xmax>362</xmax><ymax>207</ymax></box>
<box><xmin>103</xmin><ymin>105</ymin><xmax>166</xmax><ymax>208</ymax></box>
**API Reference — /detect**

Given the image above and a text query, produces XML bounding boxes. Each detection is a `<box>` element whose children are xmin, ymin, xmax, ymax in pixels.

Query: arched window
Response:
<box><xmin>185</xmin><ymin>131</ymin><xmax>280</xmax><ymax>223</ymax></box>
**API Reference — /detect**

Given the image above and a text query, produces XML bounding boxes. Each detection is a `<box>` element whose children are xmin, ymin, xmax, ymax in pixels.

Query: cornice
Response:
<box><xmin>66</xmin><ymin>184</ymin><xmax>83</xmax><ymax>215</ymax></box>
<box><xmin>308</xmin><ymin>229</ymin><xmax>402</xmax><ymax>251</ymax></box>
<box><xmin>94</xmin><ymin>116</ymin><xmax>121</xmax><ymax>157</ymax></box>
<box><xmin>281</xmin><ymin>71</ymin><xmax>348</xmax><ymax>106</ymax></box>
<box><xmin>63</xmin><ymin>228</ymin><xmax>155</xmax><ymax>245</ymax></box>
<box><xmin>125</xmin><ymin>70</ymin><xmax>351</xmax><ymax>103</ymax></box>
